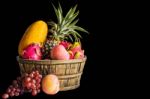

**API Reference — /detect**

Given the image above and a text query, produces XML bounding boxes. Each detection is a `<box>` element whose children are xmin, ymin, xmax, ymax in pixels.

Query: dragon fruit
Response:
<box><xmin>70</xmin><ymin>42</ymin><xmax>82</xmax><ymax>55</ymax></box>
<box><xmin>22</xmin><ymin>43</ymin><xmax>42</xmax><ymax>60</ymax></box>
<box><xmin>59</xmin><ymin>41</ymin><xmax>72</xmax><ymax>50</ymax></box>
<box><xmin>74</xmin><ymin>50</ymin><xmax>84</xmax><ymax>59</ymax></box>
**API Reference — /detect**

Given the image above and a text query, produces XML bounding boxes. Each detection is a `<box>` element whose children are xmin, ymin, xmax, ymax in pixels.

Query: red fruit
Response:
<box><xmin>16</xmin><ymin>88</ymin><xmax>21</xmax><ymax>93</ymax></box>
<box><xmin>59</xmin><ymin>41</ymin><xmax>72</xmax><ymax>49</ymax></box>
<box><xmin>9</xmin><ymin>92</ymin><xmax>14</xmax><ymax>97</ymax></box>
<box><xmin>37</xmin><ymin>89</ymin><xmax>40</xmax><ymax>93</ymax></box>
<box><xmin>2</xmin><ymin>93</ymin><xmax>9</xmax><ymax>99</ymax></box>
<box><xmin>32</xmin><ymin>90</ymin><xmax>37</xmax><ymax>96</ymax></box>
<box><xmin>6</xmin><ymin>88</ymin><xmax>11</xmax><ymax>94</ymax></box>
<box><xmin>50</xmin><ymin>45</ymin><xmax>69</xmax><ymax>60</ymax></box>
<box><xmin>12</xmin><ymin>88</ymin><xmax>16</xmax><ymax>92</ymax></box>
<box><xmin>36</xmin><ymin>78</ymin><xmax>41</xmax><ymax>84</ymax></box>
<box><xmin>31</xmin><ymin>84</ymin><xmax>36</xmax><ymax>90</ymax></box>
<box><xmin>14</xmin><ymin>92</ymin><xmax>19</xmax><ymax>96</ymax></box>
<box><xmin>68</xmin><ymin>50</ymin><xmax>74</xmax><ymax>59</ymax></box>
<box><xmin>22</xmin><ymin>43</ymin><xmax>42</xmax><ymax>60</ymax></box>
<box><xmin>74</xmin><ymin>50</ymin><xmax>84</xmax><ymax>59</ymax></box>
<box><xmin>70</xmin><ymin>42</ymin><xmax>82</xmax><ymax>54</ymax></box>
<box><xmin>26</xmin><ymin>82</ymin><xmax>32</xmax><ymax>89</ymax></box>
<box><xmin>25</xmin><ymin>77</ymin><xmax>31</xmax><ymax>82</ymax></box>
<box><xmin>31</xmin><ymin>79</ymin><xmax>36</xmax><ymax>84</ymax></box>
<box><xmin>29</xmin><ymin>73</ymin><xmax>34</xmax><ymax>78</ymax></box>
<box><xmin>36</xmin><ymin>84</ymin><xmax>41</xmax><ymax>89</ymax></box>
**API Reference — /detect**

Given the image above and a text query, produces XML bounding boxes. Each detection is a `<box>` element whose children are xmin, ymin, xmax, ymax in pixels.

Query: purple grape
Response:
<box><xmin>6</xmin><ymin>88</ymin><xmax>11</xmax><ymax>93</ymax></box>
<box><xmin>32</xmin><ymin>90</ymin><xmax>37</xmax><ymax>96</ymax></box>
<box><xmin>9</xmin><ymin>92</ymin><xmax>14</xmax><ymax>97</ymax></box>
<box><xmin>15</xmin><ymin>92</ymin><xmax>19</xmax><ymax>96</ymax></box>
<box><xmin>2</xmin><ymin>93</ymin><xmax>9</xmax><ymax>99</ymax></box>
<box><xmin>2</xmin><ymin>70</ymin><xmax>42</xmax><ymax>98</ymax></box>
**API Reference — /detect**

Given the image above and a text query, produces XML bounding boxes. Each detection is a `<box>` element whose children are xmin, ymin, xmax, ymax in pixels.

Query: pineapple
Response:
<box><xmin>42</xmin><ymin>3</ymin><xmax>88</xmax><ymax>59</ymax></box>
<box><xmin>42</xmin><ymin>21</ymin><xmax>60</xmax><ymax>59</ymax></box>
<box><xmin>42</xmin><ymin>38</ymin><xmax>59</xmax><ymax>59</ymax></box>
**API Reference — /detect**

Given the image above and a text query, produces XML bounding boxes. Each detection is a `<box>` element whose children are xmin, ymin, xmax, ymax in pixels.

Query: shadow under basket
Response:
<box><xmin>16</xmin><ymin>56</ymin><xmax>87</xmax><ymax>91</ymax></box>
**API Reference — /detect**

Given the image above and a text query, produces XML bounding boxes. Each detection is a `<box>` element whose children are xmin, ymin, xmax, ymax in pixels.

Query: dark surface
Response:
<box><xmin>0</xmin><ymin>0</ymin><xmax>127</xmax><ymax>98</ymax></box>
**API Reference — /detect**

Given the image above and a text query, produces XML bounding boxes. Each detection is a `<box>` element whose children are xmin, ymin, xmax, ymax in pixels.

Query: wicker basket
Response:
<box><xmin>16</xmin><ymin>56</ymin><xmax>87</xmax><ymax>91</ymax></box>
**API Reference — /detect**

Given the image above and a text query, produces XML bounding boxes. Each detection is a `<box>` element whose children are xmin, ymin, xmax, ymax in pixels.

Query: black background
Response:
<box><xmin>0</xmin><ymin>0</ymin><xmax>127</xmax><ymax>98</ymax></box>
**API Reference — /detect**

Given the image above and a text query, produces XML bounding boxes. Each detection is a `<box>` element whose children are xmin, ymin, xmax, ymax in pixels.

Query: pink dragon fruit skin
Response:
<box><xmin>59</xmin><ymin>41</ymin><xmax>71</xmax><ymax>49</ymax></box>
<box><xmin>22</xmin><ymin>43</ymin><xmax>42</xmax><ymax>60</ymax></box>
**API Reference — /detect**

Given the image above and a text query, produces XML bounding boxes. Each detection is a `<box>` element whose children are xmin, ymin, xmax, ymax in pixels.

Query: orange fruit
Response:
<box><xmin>42</xmin><ymin>74</ymin><xmax>59</xmax><ymax>95</ymax></box>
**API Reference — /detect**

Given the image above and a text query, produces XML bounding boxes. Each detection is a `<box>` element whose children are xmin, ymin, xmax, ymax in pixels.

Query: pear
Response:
<box><xmin>50</xmin><ymin>45</ymin><xmax>69</xmax><ymax>60</ymax></box>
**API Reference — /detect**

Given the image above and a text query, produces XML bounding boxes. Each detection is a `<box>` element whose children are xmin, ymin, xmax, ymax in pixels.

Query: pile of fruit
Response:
<box><xmin>1</xmin><ymin>3</ymin><xmax>88</xmax><ymax>99</ymax></box>
<box><xmin>18</xmin><ymin>4</ymin><xmax>88</xmax><ymax>61</ymax></box>
<box><xmin>2</xmin><ymin>71</ymin><xmax>59</xmax><ymax>99</ymax></box>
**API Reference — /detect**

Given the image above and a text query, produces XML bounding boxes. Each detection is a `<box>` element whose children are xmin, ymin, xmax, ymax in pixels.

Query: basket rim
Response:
<box><xmin>16</xmin><ymin>56</ymin><xmax>87</xmax><ymax>64</ymax></box>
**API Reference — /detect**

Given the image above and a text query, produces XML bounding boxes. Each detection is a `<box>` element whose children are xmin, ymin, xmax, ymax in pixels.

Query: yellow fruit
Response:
<box><xmin>18</xmin><ymin>20</ymin><xmax>48</xmax><ymax>56</ymax></box>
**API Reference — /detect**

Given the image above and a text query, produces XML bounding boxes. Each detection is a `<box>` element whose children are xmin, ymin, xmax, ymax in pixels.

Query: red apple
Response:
<box><xmin>50</xmin><ymin>45</ymin><xmax>70</xmax><ymax>60</ymax></box>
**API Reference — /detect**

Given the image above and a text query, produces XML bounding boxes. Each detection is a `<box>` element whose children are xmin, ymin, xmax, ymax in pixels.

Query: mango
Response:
<box><xmin>18</xmin><ymin>20</ymin><xmax>48</xmax><ymax>56</ymax></box>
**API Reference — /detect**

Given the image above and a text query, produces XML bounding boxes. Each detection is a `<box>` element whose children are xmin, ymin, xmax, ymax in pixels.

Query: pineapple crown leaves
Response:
<box><xmin>51</xmin><ymin>3</ymin><xmax>89</xmax><ymax>42</ymax></box>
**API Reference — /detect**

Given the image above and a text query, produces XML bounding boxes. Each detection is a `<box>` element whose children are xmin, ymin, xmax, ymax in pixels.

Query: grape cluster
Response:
<box><xmin>22</xmin><ymin>70</ymin><xmax>42</xmax><ymax>96</ymax></box>
<box><xmin>2</xmin><ymin>70</ymin><xmax>42</xmax><ymax>99</ymax></box>
<box><xmin>2</xmin><ymin>77</ymin><xmax>22</xmax><ymax>99</ymax></box>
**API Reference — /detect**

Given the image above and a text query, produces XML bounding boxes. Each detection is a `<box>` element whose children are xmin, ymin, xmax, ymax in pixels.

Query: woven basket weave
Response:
<box><xmin>16</xmin><ymin>56</ymin><xmax>87</xmax><ymax>91</ymax></box>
